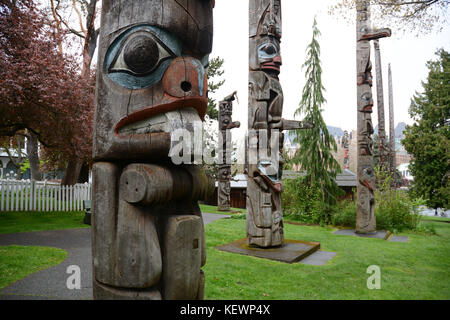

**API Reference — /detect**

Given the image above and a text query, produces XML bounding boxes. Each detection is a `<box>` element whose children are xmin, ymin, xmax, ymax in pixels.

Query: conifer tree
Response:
<box><xmin>292</xmin><ymin>18</ymin><xmax>342</xmax><ymax>206</ymax></box>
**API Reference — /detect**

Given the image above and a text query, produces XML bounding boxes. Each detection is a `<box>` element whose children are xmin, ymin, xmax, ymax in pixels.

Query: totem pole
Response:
<box><xmin>388</xmin><ymin>63</ymin><xmax>396</xmax><ymax>179</ymax></box>
<box><xmin>373</xmin><ymin>40</ymin><xmax>388</xmax><ymax>171</ymax></box>
<box><xmin>342</xmin><ymin>130</ymin><xmax>350</xmax><ymax>170</ymax></box>
<box><xmin>218</xmin><ymin>92</ymin><xmax>240</xmax><ymax>212</ymax></box>
<box><xmin>91</xmin><ymin>0</ymin><xmax>214</xmax><ymax>300</ymax></box>
<box><xmin>247</xmin><ymin>0</ymin><xmax>312</xmax><ymax>247</ymax></box>
<box><xmin>356</xmin><ymin>1</ymin><xmax>391</xmax><ymax>234</ymax></box>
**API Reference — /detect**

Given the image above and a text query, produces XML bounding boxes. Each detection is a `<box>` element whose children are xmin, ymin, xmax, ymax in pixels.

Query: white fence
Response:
<box><xmin>0</xmin><ymin>179</ymin><xmax>91</xmax><ymax>212</ymax></box>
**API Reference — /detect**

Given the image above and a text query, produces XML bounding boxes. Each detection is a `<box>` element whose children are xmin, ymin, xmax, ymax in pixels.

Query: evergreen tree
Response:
<box><xmin>403</xmin><ymin>48</ymin><xmax>449</xmax><ymax>211</ymax></box>
<box><xmin>206</xmin><ymin>56</ymin><xmax>225</xmax><ymax>120</ymax></box>
<box><xmin>292</xmin><ymin>18</ymin><xmax>342</xmax><ymax>207</ymax></box>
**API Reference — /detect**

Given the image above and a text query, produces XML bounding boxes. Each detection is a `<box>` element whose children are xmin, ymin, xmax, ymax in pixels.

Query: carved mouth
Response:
<box><xmin>114</xmin><ymin>98</ymin><xmax>206</xmax><ymax>136</ymax></box>
<box><xmin>116</xmin><ymin>107</ymin><xmax>202</xmax><ymax>138</ymax></box>
<box><xmin>261</xmin><ymin>62</ymin><xmax>281</xmax><ymax>74</ymax></box>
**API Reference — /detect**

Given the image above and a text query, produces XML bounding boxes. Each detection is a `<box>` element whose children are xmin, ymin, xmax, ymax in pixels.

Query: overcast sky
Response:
<box><xmin>210</xmin><ymin>0</ymin><xmax>450</xmax><ymax>143</ymax></box>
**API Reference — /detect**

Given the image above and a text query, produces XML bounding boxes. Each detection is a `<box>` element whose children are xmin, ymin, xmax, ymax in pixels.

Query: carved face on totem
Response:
<box><xmin>93</xmin><ymin>0</ymin><xmax>214</xmax><ymax>161</ymax></box>
<box><xmin>249</xmin><ymin>0</ymin><xmax>282</xmax><ymax>75</ymax></box>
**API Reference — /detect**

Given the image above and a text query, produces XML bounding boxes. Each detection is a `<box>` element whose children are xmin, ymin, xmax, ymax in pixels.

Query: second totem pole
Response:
<box><xmin>247</xmin><ymin>0</ymin><xmax>312</xmax><ymax>247</ymax></box>
<box><xmin>356</xmin><ymin>1</ymin><xmax>391</xmax><ymax>233</ymax></box>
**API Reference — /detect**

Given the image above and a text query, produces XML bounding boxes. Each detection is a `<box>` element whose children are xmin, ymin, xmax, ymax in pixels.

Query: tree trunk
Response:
<box><xmin>78</xmin><ymin>163</ymin><xmax>90</xmax><ymax>183</ymax></box>
<box><xmin>61</xmin><ymin>158</ymin><xmax>83</xmax><ymax>185</ymax></box>
<box><xmin>26</xmin><ymin>131</ymin><xmax>41</xmax><ymax>181</ymax></box>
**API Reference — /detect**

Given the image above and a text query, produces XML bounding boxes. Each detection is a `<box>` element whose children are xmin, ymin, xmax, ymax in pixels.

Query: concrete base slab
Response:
<box><xmin>388</xmin><ymin>236</ymin><xmax>409</xmax><ymax>242</ymax></box>
<box><xmin>333</xmin><ymin>229</ymin><xmax>389</xmax><ymax>239</ymax></box>
<box><xmin>299</xmin><ymin>250</ymin><xmax>336</xmax><ymax>266</ymax></box>
<box><xmin>216</xmin><ymin>238</ymin><xmax>320</xmax><ymax>264</ymax></box>
<box><xmin>333</xmin><ymin>229</ymin><xmax>408</xmax><ymax>242</ymax></box>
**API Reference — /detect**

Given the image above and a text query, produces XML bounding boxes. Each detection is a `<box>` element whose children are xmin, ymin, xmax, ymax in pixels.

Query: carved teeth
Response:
<box><xmin>117</xmin><ymin>108</ymin><xmax>202</xmax><ymax>137</ymax></box>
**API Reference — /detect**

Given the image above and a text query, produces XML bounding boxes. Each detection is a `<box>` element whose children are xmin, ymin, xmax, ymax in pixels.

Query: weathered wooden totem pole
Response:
<box><xmin>373</xmin><ymin>40</ymin><xmax>388</xmax><ymax>171</ymax></box>
<box><xmin>247</xmin><ymin>0</ymin><xmax>312</xmax><ymax>247</ymax></box>
<box><xmin>342</xmin><ymin>130</ymin><xmax>350</xmax><ymax>170</ymax></box>
<box><xmin>91</xmin><ymin>0</ymin><xmax>214</xmax><ymax>300</ymax></box>
<box><xmin>356</xmin><ymin>1</ymin><xmax>391</xmax><ymax>233</ymax></box>
<box><xmin>218</xmin><ymin>92</ymin><xmax>240</xmax><ymax>212</ymax></box>
<box><xmin>388</xmin><ymin>63</ymin><xmax>396</xmax><ymax>178</ymax></box>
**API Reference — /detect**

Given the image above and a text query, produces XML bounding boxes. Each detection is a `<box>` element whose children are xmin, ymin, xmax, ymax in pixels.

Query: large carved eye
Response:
<box><xmin>258</xmin><ymin>42</ymin><xmax>278</xmax><ymax>59</ymax></box>
<box><xmin>109</xmin><ymin>32</ymin><xmax>173</xmax><ymax>76</ymax></box>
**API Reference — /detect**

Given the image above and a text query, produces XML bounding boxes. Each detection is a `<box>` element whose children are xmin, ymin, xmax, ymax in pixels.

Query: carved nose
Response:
<box><xmin>163</xmin><ymin>57</ymin><xmax>206</xmax><ymax>98</ymax></box>
<box><xmin>273</xmin><ymin>55</ymin><xmax>282</xmax><ymax>65</ymax></box>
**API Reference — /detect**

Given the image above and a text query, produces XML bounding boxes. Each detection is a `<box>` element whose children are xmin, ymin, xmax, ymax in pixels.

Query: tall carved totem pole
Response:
<box><xmin>247</xmin><ymin>0</ymin><xmax>312</xmax><ymax>247</ymax></box>
<box><xmin>91</xmin><ymin>0</ymin><xmax>214</xmax><ymax>300</ymax></box>
<box><xmin>342</xmin><ymin>130</ymin><xmax>350</xmax><ymax>170</ymax></box>
<box><xmin>373</xmin><ymin>40</ymin><xmax>388</xmax><ymax>171</ymax></box>
<box><xmin>218</xmin><ymin>92</ymin><xmax>240</xmax><ymax>212</ymax></box>
<box><xmin>356</xmin><ymin>1</ymin><xmax>391</xmax><ymax>233</ymax></box>
<box><xmin>388</xmin><ymin>63</ymin><xmax>396</xmax><ymax>178</ymax></box>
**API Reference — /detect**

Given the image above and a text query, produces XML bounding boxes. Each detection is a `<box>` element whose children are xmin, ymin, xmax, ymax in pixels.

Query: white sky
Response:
<box><xmin>210</xmin><ymin>0</ymin><xmax>450</xmax><ymax>142</ymax></box>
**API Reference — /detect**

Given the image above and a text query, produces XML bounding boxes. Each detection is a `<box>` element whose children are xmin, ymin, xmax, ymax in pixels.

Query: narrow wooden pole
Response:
<box><xmin>388</xmin><ymin>63</ymin><xmax>396</xmax><ymax>179</ymax></box>
<box><xmin>373</xmin><ymin>39</ymin><xmax>388</xmax><ymax>171</ymax></box>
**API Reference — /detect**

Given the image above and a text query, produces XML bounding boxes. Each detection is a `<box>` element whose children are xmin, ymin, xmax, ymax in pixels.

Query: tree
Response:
<box><xmin>330</xmin><ymin>0</ymin><xmax>449</xmax><ymax>35</ymax></box>
<box><xmin>47</xmin><ymin>0</ymin><xmax>99</xmax><ymax>185</ymax></box>
<box><xmin>206</xmin><ymin>56</ymin><xmax>226</xmax><ymax>120</ymax></box>
<box><xmin>292</xmin><ymin>18</ymin><xmax>343</xmax><ymax>209</ymax></box>
<box><xmin>0</xmin><ymin>0</ymin><xmax>95</xmax><ymax>181</ymax></box>
<box><xmin>402</xmin><ymin>48</ymin><xmax>449</xmax><ymax>211</ymax></box>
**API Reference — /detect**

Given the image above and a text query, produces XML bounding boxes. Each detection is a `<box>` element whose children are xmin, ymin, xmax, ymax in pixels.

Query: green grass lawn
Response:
<box><xmin>199</xmin><ymin>204</ymin><xmax>245</xmax><ymax>215</ymax></box>
<box><xmin>0</xmin><ymin>211</ymin><xmax>88</xmax><ymax>234</ymax></box>
<box><xmin>1</xmin><ymin>208</ymin><xmax>448</xmax><ymax>299</ymax></box>
<box><xmin>0</xmin><ymin>245</ymin><xmax>67</xmax><ymax>290</ymax></box>
<box><xmin>203</xmin><ymin>217</ymin><xmax>450</xmax><ymax>299</ymax></box>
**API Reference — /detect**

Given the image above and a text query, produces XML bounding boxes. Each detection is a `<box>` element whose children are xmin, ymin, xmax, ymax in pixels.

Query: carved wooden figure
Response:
<box><xmin>373</xmin><ymin>40</ymin><xmax>388</xmax><ymax>171</ymax></box>
<box><xmin>247</xmin><ymin>0</ymin><xmax>312</xmax><ymax>248</ymax></box>
<box><xmin>91</xmin><ymin>0</ymin><xmax>215</xmax><ymax>300</ymax></box>
<box><xmin>218</xmin><ymin>92</ymin><xmax>240</xmax><ymax>211</ymax></box>
<box><xmin>342</xmin><ymin>130</ymin><xmax>350</xmax><ymax>170</ymax></box>
<box><xmin>356</xmin><ymin>1</ymin><xmax>391</xmax><ymax>234</ymax></box>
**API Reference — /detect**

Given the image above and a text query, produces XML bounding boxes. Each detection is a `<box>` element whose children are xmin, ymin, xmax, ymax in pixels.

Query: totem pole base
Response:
<box><xmin>334</xmin><ymin>229</ymin><xmax>389</xmax><ymax>239</ymax></box>
<box><xmin>216</xmin><ymin>238</ymin><xmax>320</xmax><ymax>264</ymax></box>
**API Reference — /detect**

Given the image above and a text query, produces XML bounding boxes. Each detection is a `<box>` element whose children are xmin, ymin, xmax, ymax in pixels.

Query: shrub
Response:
<box><xmin>331</xmin><ymin>200</ymin><xmax>356</xmax><ymax>228</ymax></box>
<box><xmin>374</xmin><ymin>167</ymin><xmax>424</xmax><ymax>232</ymax></box>
<box><xmin>282</xmin><ymin>177</ymin><xmax>332</xmax><ymax>226</ymax></box>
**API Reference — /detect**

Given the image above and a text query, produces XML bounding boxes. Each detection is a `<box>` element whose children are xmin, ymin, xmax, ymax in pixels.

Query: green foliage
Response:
<box><xmin>402</xmin><ymin>48</ymin><xmax>450</xmax><ymax>210</ymax></box>
<box><xmin>282</xmin><ymin>176</ymin><xmax>332</xmax><ymax>226</ymax></box>
<box><xmin>331</xmin><ymin>200</ymin><xmax>356</xmax><ymax>228</ymax></box>
<box><xmin>19</xmin><ymin>159</ymin><xmax>30</xmax><ymax>174</ymax></box>
<box><xmin>330</xmin><ymin>169</ymin><xmax>425</xmax><ymax>231</ymax></box>
<box><xmin>291</xmin><ymin>18</ymin><xmax>342</xmax><ymax>207</ymax></box>
<box><xmin>206</xmin><ymin>56</ymin><xmax>225</xmax><ymax>120</ymax></box>
<box><xmin>374</xmin><ymin>167</ymin><xmax>424</xmax><ymax>232</ymax></box>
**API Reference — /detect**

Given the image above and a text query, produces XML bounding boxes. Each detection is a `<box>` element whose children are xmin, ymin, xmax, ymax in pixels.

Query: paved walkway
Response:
<box><xmin>0</xmin><ymin>213</ymin><xmax>230</xmax><ymax>300</ymax></box>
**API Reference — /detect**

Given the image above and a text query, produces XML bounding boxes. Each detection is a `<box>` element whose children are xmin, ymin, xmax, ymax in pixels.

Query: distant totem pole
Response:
<box><xmin>388</xmin><ymin>63</ymin><xmax>396</xmax><ymax>179</ymax></box>
<box><xmin>342</xmin><ymin>130</ymin><xmax>350</xmax><ymax>170</ymax></box>
<box><xmin>218</xmin><ymin>92</ymin><xmax>241</xmax><ymax>211</ymax></box>
<box><xmin>356</xmin><ymin>1</ymin><xmax>391</xmax><ymax>233</ymax></box>
<box><xmin>247</xmin><ymin>0</ymin><xmax>312</xmax><ymax>247</ymax></box>
<box><xmin>91</xmin><ymin>0</ymin><xmax>214</xmax><ymax>300</ymax></box>
<box><xmin>373</xmin><ymin>40</ymin><xmax>388</xmax><ymax>171</ymax></box>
